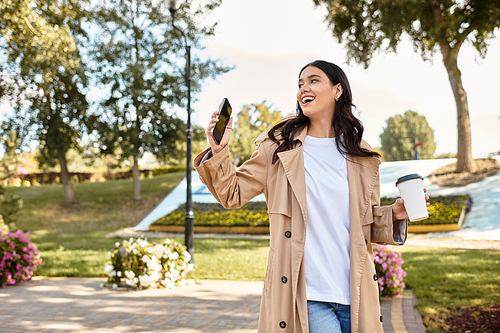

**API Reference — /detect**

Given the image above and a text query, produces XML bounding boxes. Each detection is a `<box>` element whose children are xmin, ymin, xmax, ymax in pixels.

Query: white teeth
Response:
<box><xmin>302</xmin><ymin>96</ymin><xmax>314</xmax><ymax>103</ymax></box>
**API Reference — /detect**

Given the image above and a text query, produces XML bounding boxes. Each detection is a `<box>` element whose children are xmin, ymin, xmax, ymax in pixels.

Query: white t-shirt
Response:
<box><xmin>303</xmin><ymin>135</ymin><xmax>351</xmax><ymax>305</ymax></box>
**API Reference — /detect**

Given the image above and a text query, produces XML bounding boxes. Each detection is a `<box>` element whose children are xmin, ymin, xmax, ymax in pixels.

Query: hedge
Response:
<box><xmin>151</xmin><ymin>194</ymin><xmax>473</xmax><ymax>227</ymax></box>
<box><xmin>10</xmin><ymin>166</ymin><xmax>187</xmax><ymax>185</ymax></box>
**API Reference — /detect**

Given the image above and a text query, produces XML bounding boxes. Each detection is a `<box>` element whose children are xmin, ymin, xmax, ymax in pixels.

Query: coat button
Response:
<box><xmin>373</xmin><ymin>274</ymin><xmax>378</xmax><ymax>281</ymax></box>
<box><xmin>281</xmin><ymin>276</ymin><xmax>287</xmax><ymax>283</ymax></box>
<box><xmin>380</xmin><ymin>315</ymin><xmax>383</xmax><ymax>322</ymax></box>
<box><xmin>284</xmin><ymin>231</ymin><xmax>291</xmax><ymax>238</ymax></box>
<box><xmin>279</xmin><ymin>321</ymin><xmax>286</xmax><ymax>329</ymax></box>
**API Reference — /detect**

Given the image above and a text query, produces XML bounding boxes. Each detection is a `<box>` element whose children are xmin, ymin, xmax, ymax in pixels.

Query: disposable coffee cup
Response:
<box><xmin>395</xmin><ymin>174</ymin><xmax>428</xmax><ymax>222</ymax></box>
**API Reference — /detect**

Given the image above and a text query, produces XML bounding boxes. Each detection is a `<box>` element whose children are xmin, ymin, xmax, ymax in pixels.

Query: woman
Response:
<box><xmin>194</xmin><ymin>60</ymin><xmax>427</xmax><ymax>333</ymax></box>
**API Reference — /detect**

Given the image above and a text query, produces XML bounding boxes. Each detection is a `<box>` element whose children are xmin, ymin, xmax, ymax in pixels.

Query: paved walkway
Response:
<box><xmin>0</xmin><ymin>277</ymin><xmax>426</xmax><ymax>332</ymax></box>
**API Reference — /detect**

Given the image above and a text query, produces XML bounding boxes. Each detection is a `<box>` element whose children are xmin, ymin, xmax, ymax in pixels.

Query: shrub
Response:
<box><xmin>0</xmin><ymin>230</ymin><xmax>42</xmax><ymax>288</ymax></box>
<box><xmin>373</xmin><ymin>245</ymin><xmax>406</xmax><ymax>297</ymax></box>
<box><xmin>104</xmin><ymin>237</ymin><xmax>194</xmax><ymax>290</ymax></box>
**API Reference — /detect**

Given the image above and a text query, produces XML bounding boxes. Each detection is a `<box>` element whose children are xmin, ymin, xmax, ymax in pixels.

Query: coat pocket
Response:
<box><xmin>362</xmin><ymin>208</ymin><xmax>374</xmax><ymax>245</ymax></box>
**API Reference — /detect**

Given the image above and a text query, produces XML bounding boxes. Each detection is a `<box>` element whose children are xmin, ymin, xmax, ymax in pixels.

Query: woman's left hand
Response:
<box><xmin>392</xmin><ymin>188</ymin><xmax>430</xmax><ymax>221</ymax></box>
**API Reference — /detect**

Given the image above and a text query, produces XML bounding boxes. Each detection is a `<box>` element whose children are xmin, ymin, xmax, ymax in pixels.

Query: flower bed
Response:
<box><xmin>151</xmin><ymin>195</ymin><xmax>472</xmax><ymax>232</ymax></box>
<box><xmin>103</xmin><ymin>237</ymin><xmax>193</xmax><ymax>290</ymax></box>
<box><xmin>152</xmin><ymin>202</ymin><xmax>269</xmax><ymax>227</ymax></box>
<box><xmin>373</xmin><ymin>245</ymin><xmax>406</xmax><ymax>297</ymax></box>
<box><xmin>0</xmin><ymin>230</ymin><xmax>42</xmax><ymax>287</ymax></box>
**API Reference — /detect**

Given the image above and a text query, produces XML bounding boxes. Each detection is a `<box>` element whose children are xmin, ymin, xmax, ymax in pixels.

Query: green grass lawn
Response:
<box><xmin>7</xmin><ymin>173</ymin><xmax>270</xmax><ymax>281</ymax></box>
<box><xmin>5</xmin><ymin>174</ymin><xmax>500</xmax><ymax>333</ymax></box>
<box><xmin>395</xmin><ymin>246</ymin><xmax>500</xmax><ymax>333</ymax></box>
<box><xmin>8</xmin><ymin>173</ymin><xmax>186</xmax><ymax>274</ymax></box>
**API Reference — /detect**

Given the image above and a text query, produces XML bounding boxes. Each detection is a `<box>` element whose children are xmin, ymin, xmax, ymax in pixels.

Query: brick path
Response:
<box><xmin>0</xmin><ymin>277</ymin><xmax>426</xmax><ymax>332</ymax></box>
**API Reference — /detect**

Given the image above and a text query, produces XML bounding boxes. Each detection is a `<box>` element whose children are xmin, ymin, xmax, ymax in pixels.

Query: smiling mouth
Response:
<box><xmin>301</xmin><ymin>96</ymin><xmax>315</xmax><ymax>105</ymax></box>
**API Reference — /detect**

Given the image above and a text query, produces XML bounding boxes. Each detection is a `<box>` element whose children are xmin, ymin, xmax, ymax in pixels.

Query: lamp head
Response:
<box><xmin>168</xmin><ymin>0</ymin><xmax>177</xmax><ymax>17</ymax></box>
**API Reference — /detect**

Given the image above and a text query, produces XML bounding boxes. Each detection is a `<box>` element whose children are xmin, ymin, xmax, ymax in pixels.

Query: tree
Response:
<box><xmin>379</xmin><ymin>110</ymin><xmax>436</xmax><ymax>161</ymax></box>
<box><xmin>90</xmin><ymin>0</ymin><xmax>230</xmax><ymax>200</ymax></box>
<box><xmin>313</xmin><ymin>0</ymin><xmax>500</xmax><ymax>172</ymax></box>
<box><xmin>230</xmin><ymin>101</ymin><xmax>284</xmax><ymax>163</ymax></box>
<box><xmin>0</xmin><ymin>130</ymin><xmax>23</xmax><ymax>232</ymax></box>
<box><xmin>0</xmin><ymin>0</ymin><xmax>91</xmax><ymax>204</ymax></box>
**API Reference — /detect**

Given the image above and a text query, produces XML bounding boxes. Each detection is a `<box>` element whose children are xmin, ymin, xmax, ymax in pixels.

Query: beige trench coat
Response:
<box><xmin>194</xmin><ymin>127</ymin><xmax>407</xmax><ymax>333</ymax></box>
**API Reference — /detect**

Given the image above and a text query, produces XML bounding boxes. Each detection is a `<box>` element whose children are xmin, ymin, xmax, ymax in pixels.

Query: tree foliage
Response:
<box><xmin>379</xmin><ymin>110</ymin><xmax>436</xmax><ymax>161</ymax></box>
<box><xmin>89</xmin><ymin>0</ymin><xmax>230</xmax><ymax>200</ymax></box>
<box><xmin>0</xmin><ymin>130</ymin><xmax>23</xmax><ymax>232</ymax></box>
<box><xmin>229</xmin><ymin>101</ymin><xmax>284</xmax><ymax>163</ymax></box>
<box><xmin>0</xmin><ymin>0</ymin><xmax>91</xmax><ymax>204</ymax></box>
<box><xmin>313</xmin><ymin>0</ymin><xmax>500</xmax><ymax>172</ymax></box>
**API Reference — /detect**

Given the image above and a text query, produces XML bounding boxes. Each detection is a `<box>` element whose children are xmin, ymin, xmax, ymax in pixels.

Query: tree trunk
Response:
<box><xmin>132</xmin><ymin>155</ymin><xmax>141</xmax><ymax>201</ymax></box>
<box><xmin>58</xmin><ymin>154</ymin><xmax>77</xmax><ymax>205</ymax></box>
<box><xmin>439</xmin><ymin>44</ymin><xmax>477</xmax><ymax>173</ymax></box>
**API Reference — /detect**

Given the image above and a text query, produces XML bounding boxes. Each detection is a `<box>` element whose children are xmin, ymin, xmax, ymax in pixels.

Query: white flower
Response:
<box><xmin>133</xmin><ymin>249</ymin><xmax>138</xmax><ymax>254</ymax></box>
<box><xmin>129</xmin><ymin>238</ymin><xmax>134</xmax><ymax>243</ymax></box>
<box><xmin>108</xmin><ymin>251</ymin><xmax>112</xmax><ymax>256</ymax></box>
<box><xmin>115</xmin><ymin>242</ymin><xmax>120</xmax><ymax>247</ymax></box>
<box><xmin>181</xmin><ymin>272</ymin><xmax>186</xmax><ymax>277</ymax></box>
<box><xmin>168</xmin><ymin>252</ymin><xmax>179</xmax><ymax>260</ymax></box>
<box><xmin>165</xmin><ymin>239</ymin><xmax>171</xmax><ymax>244</ymax></box>
<box><xmin>187</xmin><ymin>264</ymin><xmax>194</xmax><ymax>271</ymax></box>
<box><xmin>163</xmin><ymin>278</ymin><xmax>176</xmax><ymax>289</ymax></box>
<box><xmin>140</xmin><ymin>240</ymin><xmax>148</xmax><ymax>247</ymax></box>
<box><xmin>147</xmin><ymin>247</ymin><xmax>153</xmax><ymax>253</ymax></box>
<box><xmin>104</xmin><ymin>264</ymin><xmax>114</xmax><ymax>273</ymax></box>
<box><xmin>117</xmin><ymin>271</ymin><xmax>122</xmax><ymax>277</ymax></box>
<box><xmin>142</xmin><ymin>255</ymin><xmax>150</xmax><ymax>263</ymax></box>
<box><xmin>139</xmin><ymin>274</ymin><xmax>150</xmax><ymax>287</ymax></box>
<box><xmin>124</xmin><ymin>270</ymin><xmax>135</xmax><ymax>279</ymax></box>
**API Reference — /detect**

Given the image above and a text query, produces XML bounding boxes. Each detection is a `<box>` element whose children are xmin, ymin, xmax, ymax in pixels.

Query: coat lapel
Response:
<box><xmin>276</xmin><ymin>127</ymin><xmax>308</xmax><ymax>223</ymax></box>
<box><xmin>347</xmin><ymin>154</ymin><xmax>381</xmax><ymax>232</ymax></box>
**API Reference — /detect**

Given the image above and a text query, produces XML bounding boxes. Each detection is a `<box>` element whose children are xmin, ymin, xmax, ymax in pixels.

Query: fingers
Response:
<box><xmin>226</xmin><ymin>117</ymin><xmax>234</xmax><ymax>130</ymax></box>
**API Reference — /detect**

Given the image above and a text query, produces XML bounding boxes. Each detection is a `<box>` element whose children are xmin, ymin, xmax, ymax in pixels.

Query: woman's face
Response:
<box><xmin>297</xmin><ymin>66</ymin><xmax>341</xmax><ymax>121</ymax></box>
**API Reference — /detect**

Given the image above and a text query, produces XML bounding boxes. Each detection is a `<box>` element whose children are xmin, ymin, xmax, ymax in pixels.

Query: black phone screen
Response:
<box><xmin>211</xmin><ymin>98</ymin><xmax>232</xmax><ymax>145</ymax></box>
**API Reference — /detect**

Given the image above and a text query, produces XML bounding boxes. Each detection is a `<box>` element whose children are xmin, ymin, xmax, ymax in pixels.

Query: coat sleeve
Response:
<box><xmin>370</xmin><ymin>172</ymin><xmax>408</xmax><ymax>246</ymax></box>
<box><xmin>193</xmin><ymin>142</ymin><xmax>268</xmax><ymax>209</ymax></box>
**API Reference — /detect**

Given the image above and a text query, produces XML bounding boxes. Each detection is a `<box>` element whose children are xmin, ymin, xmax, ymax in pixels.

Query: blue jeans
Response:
<box><xmin>307</xmin><ymin>300</ymin><xmax>351</xmax><ymax>333</ymax></box>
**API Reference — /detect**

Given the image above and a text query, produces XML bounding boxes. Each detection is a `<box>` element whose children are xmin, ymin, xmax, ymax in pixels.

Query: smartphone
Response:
<box><xmin>211</xmin><ymin>98</ymin><xmax>232</xmax><ymax>145</ymax></box>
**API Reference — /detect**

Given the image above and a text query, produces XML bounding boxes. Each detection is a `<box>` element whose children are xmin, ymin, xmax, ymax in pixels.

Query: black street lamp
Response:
<box><xmin>168</xmin><ymin>0</ymin><xmax>194</xmax><ymax>263</ymax></box>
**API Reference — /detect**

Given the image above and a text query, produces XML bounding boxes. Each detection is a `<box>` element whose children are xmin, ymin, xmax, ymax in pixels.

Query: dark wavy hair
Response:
<box><xmin>268</xmin><ymin>60</ymin><xmax>380</xmax><ymax>164</ymax></box>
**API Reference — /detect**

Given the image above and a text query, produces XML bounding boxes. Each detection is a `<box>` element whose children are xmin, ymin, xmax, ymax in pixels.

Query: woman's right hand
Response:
<box><xmin>205</xmin><ymin>108</ymin><xmax>234</xmax><ymax>155</ymax></box>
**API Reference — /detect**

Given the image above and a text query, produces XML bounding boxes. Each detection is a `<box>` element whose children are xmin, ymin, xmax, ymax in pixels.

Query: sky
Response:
<box><xmin>189</xmin><ymin>0</ymin><xmax>500</xmax><ymax>157</ymax></box>
<box><xmin>1</xmin><ymin>0</ymin><xmax>498</xmax><ymax>158</ymax></box>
